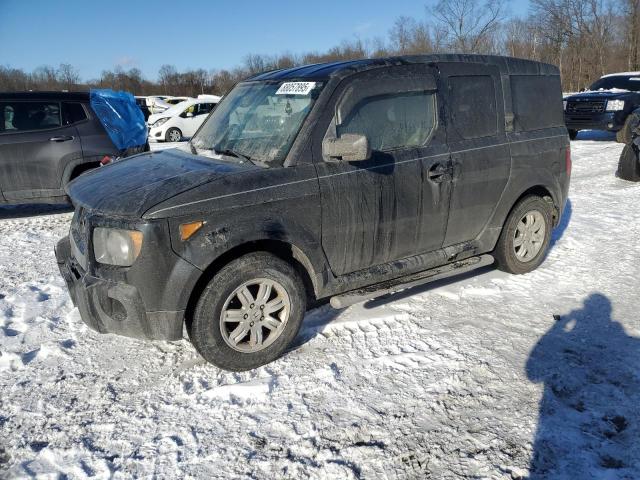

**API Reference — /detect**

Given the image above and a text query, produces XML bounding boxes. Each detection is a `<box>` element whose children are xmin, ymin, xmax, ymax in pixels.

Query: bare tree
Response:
<box><xmin>432</xmin><ymin>0</ymin><xmax>505</xmax><ymax>53</ymax></box>
<box><xmin>57</xmin><ymin>63</ymin><xmax>80</xmax><ymax>90</ymax></box>
<box><xmin>625</xmin><ymin>0</ymin><xmax>640</xmax><ymax>70</ymax></box>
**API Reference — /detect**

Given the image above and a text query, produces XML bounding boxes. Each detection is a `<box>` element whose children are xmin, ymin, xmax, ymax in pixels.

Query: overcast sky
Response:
<box><xmin>0</xmin><ymin>0</ymin><xmax>530</xmax><ymax>80</ymax></box>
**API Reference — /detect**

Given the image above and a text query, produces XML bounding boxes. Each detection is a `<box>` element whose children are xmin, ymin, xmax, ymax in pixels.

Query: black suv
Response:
<box><xmin>564</xmin><ymin>73</ymin><xmax>640</xmax><ymax>140</ymax></box>
<box><xmin>0</xmin><ymin>92</ymin><xmax>145</xmax><ymax>205</ymax></box>
<box><xmin>56</xmin><ymin>55</ymin><xmax>571</xmax><ymax>371</ymax></box>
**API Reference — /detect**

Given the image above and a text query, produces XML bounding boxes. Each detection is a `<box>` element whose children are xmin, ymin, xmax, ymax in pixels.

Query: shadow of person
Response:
<box><xmin>526</xmin><ymin>293</ymin><xmax>640</xmax><ymax>478</ymax></box>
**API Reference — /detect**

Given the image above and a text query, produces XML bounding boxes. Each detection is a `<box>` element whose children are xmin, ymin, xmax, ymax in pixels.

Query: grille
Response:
<box><xmin>566</xmin><ymin>100</ymin><xmax>606</xmax><ymax>114</ymax></box>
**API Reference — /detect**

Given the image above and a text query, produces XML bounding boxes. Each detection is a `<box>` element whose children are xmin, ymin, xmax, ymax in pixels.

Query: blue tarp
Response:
<box><xmin>90</xmin><ymin>89</ymin><xmax>147</xmax><ymax>151</ymax></box>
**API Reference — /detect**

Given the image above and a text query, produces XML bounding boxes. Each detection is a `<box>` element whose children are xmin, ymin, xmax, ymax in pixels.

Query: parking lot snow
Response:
<box><xmin>1</xmin><ymin>134</ymin><xmax>639</xmax><ymax>479</ymax></box>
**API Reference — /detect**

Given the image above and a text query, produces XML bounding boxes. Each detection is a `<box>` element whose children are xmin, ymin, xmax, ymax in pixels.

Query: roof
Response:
<box><xmin>601</xmin><ymin>71</ymin><xmax>640</xmax><ymax>78</ymax></box>
<box><xmin>248</xmin><ymin>54</ymin><xmax>560</xmax><ymax>82</ymax></box>
<box><xmin>0</xmin><ymin>91</ymin><xmax>90</xmax><ymax>101</ymax></box>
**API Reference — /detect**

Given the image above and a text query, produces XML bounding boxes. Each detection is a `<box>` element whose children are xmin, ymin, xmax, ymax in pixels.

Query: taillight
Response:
<box><xmin>100</xmin><ymin>155</ymin><xmax>114</xmax><ymax>166</ymax></box>
<box><xmin>565</xmin><ymin>147</ymin><xmax>572</xmax><ymax>177</ymax></box>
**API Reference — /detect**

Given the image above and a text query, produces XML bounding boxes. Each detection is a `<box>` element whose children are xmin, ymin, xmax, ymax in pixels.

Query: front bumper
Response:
<box><xmin>564</xmin><ymin>112</ymin><xmax>625</xmax><ymax>131</ymax></box>
<box><xmin>55</xmin><ymin>235</ymin><xmax>184</xmax><ymax>341</ymax></box>
<box><xmin>148</xmin><ymin>125</ymin><xmax>167</xmax><ymax>141</ymax></box>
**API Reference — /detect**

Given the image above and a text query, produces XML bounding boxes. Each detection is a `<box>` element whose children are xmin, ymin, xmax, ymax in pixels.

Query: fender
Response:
<box><xmin>474</xmin><ymin>168</ymin><xmax>564</xmax><ymax>253</ymax></box>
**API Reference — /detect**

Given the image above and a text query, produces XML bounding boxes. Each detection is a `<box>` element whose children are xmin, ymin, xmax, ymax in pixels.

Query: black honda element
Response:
<box><xmin>56</xmin><ymin>55</ymin><xmax>571</xmax><ymax>371</ymax></box>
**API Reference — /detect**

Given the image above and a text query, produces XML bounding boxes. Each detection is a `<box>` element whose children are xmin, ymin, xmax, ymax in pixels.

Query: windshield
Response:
<box><xmin>190</xmin><ymin>80</ymin><xmax>322</xmax><ymax>166</ymax></box>
<box><xmin>589</xmin><ymin>76</ymin><xmax>640</xmax><ymax>92</ymax></box>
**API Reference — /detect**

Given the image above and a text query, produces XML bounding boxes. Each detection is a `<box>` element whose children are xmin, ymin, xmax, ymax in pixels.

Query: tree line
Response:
<box><xmin>1</xmin><ymin>0</ymin><xmax>639</xmax><ymax>96</ymax></box>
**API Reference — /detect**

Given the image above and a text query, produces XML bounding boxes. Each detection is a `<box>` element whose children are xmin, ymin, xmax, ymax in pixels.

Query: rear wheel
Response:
<box><xmin>165</xmin><ymin>127</ymin><xmax>182</xmax><ymax>142</ymax></box>
<box><xmin>493</xmin><ymin>195</ymin><xmax>553</xmax><ymax>275</ymax></box>
<box><xmin>188</xmin><ymin>252</ymin><xmax>307</xmax><ymax>371</ymax></box>
<box><xmin>568</xmin><ymin>129</ymin><xmax>579</xmax><ymax>140</ymax></box>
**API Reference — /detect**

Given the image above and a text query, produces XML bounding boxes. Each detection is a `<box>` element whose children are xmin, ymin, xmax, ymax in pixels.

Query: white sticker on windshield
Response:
<box><xmin>275</xmin><ymin>82</ymin><xmax>316</xmax><ymax>95</ymax></box>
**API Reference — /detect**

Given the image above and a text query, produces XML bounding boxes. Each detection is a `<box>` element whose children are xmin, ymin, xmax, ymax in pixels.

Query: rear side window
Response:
<box><xmin>62</xmin><ymin>102</ymin><xmax>88</xmax><ymax>125</ymax></box>
<box><xmin>511</xmin><ymin>75</ymin><xmax>564</xmax><ymax>131</ymax></box>
<box><xmin>0</xmin><ymin>101</ymin><xmax>61</xmax><ymax>132</ymax></box>
<box><xmin>449</xmin><ymin>76</ymin><xmax>498</xmax><ymax>139</ymax></box>
<box><xmin>197</xmin><ymin>103</ymin><xmax>215</xmax><ymax>116</ymax></box>
<box><xmin>337</xmin><ymin>91</ymin><xmax>437</xmax><ymax>151</ymax></box>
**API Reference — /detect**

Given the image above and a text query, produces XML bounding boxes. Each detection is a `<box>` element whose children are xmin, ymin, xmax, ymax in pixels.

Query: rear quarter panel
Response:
<box><xmin>476</xmin><ymin>127</ymin><xmax>569</xmax><ymax>252</ymax></box>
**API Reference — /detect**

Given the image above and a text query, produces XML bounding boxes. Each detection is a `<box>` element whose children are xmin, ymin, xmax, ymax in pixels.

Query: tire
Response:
<box><xmin>165</xmin><ymin>127</ymin><xmax>182</xmax><ymax>142</ymax></box>
<box><xmin>188</xmin><ymin>252</ymin><xmax>307</xmax><ymax>371</ymax></box>
<box><xmin>568</xmin><ymin>129</ymin><xmax>579</xmax><ymax>141</ymax></box>
<box><xmin>617</xmin><ymin>115</ymin><xmax>635</xmax><ymax>145</ymax></box>
<box><xmin>493</xmin><ymin>195</ymin><xmax>553</xmax><ymax>275</ymax></box>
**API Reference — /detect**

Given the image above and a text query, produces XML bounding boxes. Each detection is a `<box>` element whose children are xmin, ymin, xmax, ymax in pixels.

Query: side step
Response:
<box><xmin>329</xmin><ymin>254</ymin><xmax>494</xmax><ymax>309</ymax></box>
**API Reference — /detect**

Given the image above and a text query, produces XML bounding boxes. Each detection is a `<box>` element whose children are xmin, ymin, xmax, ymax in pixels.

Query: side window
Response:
<box><xmin>337</xmin><ymin>91</ymin><xmax>437</xmax><ymax>151</ymax></box>
<box><xmin>511</xmin><ymin>75</ymin><xmax>564</xmax><ymax>131</ymax></box>
<box><xmin>0</xmin><ymin>101</ymin><xmax>61</xmax><ymax>133</ymax></box>
<box><xmin>449</xmin><ymin>76</ymin><xmax>498</xmax><ymax>139</ymax></box>
<box><xmin>197</xmin><ymin>103</ymin><xmax>214</xmax><ymax>116</ymax></box>
<box><xmin>1</xmin><ymin>104</ymin><xmax>16</xmax><ymax>132</ymax></box>
<box><xmin>62</xmin><ymin>102</ymin><xmax>88</xmax><ymax>125</ymax></box>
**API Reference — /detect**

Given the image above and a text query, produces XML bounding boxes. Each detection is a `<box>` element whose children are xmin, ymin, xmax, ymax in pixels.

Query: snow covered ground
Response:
<box><xmin>1</xmin><ymin>132</ymin><xmax>639</xmax><ymax>479</ymax></box>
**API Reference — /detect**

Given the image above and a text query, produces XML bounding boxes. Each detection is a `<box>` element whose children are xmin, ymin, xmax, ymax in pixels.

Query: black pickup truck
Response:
<box><xmin>564</xmin><ymin>73</ymin><xmax>640</xmax><ymax>140</ymax></box>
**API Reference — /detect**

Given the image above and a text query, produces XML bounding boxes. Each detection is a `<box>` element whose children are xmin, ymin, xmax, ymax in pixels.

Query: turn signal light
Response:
<box><xmin>180</xmin><ymin>221</ymin><xmax>204</xmax><ymax>241</ymax></box>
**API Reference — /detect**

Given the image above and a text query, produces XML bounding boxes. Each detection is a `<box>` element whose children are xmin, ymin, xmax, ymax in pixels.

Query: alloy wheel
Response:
<box><xmin>219</xmin><ymin>278</ymin><xmax>291</xmax><ymax>353</ymax></box>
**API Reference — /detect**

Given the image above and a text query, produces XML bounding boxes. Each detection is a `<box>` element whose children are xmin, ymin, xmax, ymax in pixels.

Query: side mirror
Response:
<box><xmin>322</xmin><ymin>134</ymin><xmax>371</xmax><ymax>162</ymax></box>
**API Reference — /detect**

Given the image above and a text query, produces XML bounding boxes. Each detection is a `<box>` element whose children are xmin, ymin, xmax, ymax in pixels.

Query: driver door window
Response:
<box><xmin>336</xmin><ymin>91</ymin><xmax>437</xmax><ymax>151</ymax></box>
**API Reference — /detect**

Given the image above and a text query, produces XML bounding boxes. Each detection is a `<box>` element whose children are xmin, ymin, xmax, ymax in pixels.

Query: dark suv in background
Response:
<box><xmin>564</xmin><ymin>72</ymin><xmax>640</xmax><ymax>140</ymax></box>
<box><xmin>0</xmin><ymin>91</ymin><xmax>145</xmax><ymax>205</ymax></box>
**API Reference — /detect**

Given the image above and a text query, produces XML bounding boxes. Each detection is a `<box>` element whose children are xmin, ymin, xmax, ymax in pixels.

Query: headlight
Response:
<box><xmin>606</xmin><ymin>100</ymin><xmax>625</xmax><ymax>111</ymax></box>
<box><xmin>93</xmin><ymin>228</ymin><xmax>143</xmax><ymax>266</ymax></box>
<box><xmin>151</xmin><ymin>117</ymin><xmax>170</xmax><ymax>128</ymax></box>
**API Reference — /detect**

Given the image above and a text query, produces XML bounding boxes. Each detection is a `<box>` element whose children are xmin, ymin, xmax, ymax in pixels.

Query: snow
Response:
<box><xmin>1</xmin><ymin>132</ymin><xmax>639</xmax><ymax>479</ymax></box>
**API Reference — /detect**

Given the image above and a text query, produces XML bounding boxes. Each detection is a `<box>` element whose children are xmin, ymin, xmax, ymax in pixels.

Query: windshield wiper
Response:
<box><xmin>188</xmin><ymin>141</ymin><xmax>198</xmax><ymax>155</ymax></box>
<box><xmin>213</xmin><ymin>147</ymin><xmax>257</xmax><ymax>165</ymax></box>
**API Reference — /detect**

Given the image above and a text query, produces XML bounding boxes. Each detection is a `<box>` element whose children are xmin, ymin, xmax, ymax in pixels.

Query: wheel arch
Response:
<box><xmin>184</xmin><ymin>238</ymin><xmax>321</xmax><ymax>329</ymax></box>
<box><xmin>512</xmin><ymin>185</ymin><xmax>558</xmax><ymax>225</ymax></box>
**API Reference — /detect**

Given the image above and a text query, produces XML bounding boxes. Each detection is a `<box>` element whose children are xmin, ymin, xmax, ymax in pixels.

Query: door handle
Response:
<box><xmin>428</xmin><ymin>162</ymin><xmax>449</xmax><ymax>183</ymax></box>
<box><xmin>49</xmin><ymin>135</ymin><xmax>74</xmax><ymax>142</ymax></box>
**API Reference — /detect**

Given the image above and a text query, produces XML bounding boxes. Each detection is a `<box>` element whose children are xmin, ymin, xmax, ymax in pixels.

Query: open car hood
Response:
<box><xmin>66</xmin><ymin>148</ymin><xmax>256</xmax><ymax>218</ymax></box>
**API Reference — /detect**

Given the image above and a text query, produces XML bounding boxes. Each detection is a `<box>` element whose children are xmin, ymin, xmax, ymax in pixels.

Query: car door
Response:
<box><xmin>438</xmin><ymin>63</ymin><xmax>511</xmax><ymax>246</ymax></box>
<box><xmin>0</xmin><ymin>100</ymin><xmax>82</xmax><ymax>202</ymax></box>
<box><xmin>314</xmin><ymin>65</ymin><xmax>451</xmax><ymax>276</ymax></box>
<box><xmin>190</xmin><ymin>103</ymin><xmax>215</xmax><ymax>136</ymax></box>
<box><xmin>180</xmin><ymin>103</ymin><xmax>209</xmax><ymax>137</ymax></box>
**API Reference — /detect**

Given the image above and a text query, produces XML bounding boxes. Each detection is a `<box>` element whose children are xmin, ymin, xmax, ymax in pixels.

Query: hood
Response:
<box><xmin>565</xmin><ymin>90</ymin><xmax>638</xmax><ymax>101</ymax></box>
<box><xmin>66</xmin><ymin>147</ymin><xmax>257</xmax><ymax>218</ymax></box>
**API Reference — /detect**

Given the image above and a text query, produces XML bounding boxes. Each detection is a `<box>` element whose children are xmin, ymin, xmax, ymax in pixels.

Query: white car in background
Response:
<box><xmin>147</xmin><ymin>97</ymin><xmax>220</xmax><ymax>142</ymax></box>
<box><xmin>153</xmin><ymin>96</ymin><xmax>194</xmax><ymax>113</ymax></box>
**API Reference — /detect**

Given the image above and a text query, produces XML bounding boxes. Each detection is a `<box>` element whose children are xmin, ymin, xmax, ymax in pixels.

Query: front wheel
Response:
<box><xmin>165</xmin><ymin>127</ymin><xmax>182</xmax><ymax>142</ymax></box>
<box><xmin>493</xmin><ymin>195</ymin><xmax>553</xmax><ymax>275</ymax></box>
<box><xmin>188</xmin><ymin>252</ymin><xmax>307</xmax><ymax>371</ymax></box>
